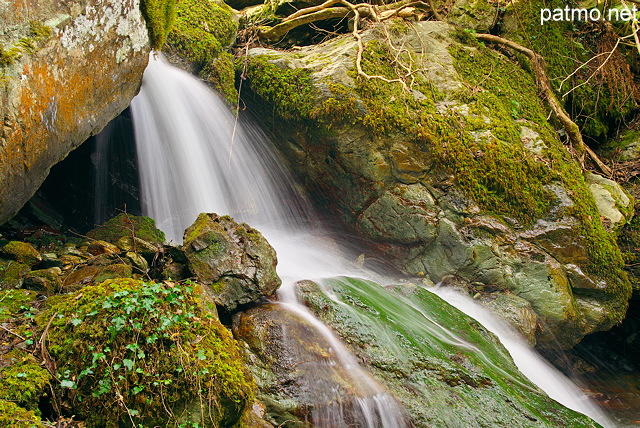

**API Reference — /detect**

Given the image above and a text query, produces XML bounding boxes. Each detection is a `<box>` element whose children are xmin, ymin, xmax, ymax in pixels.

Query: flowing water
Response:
<box><xmin>128</xmin><ymin>53</ymin><xmax>612</xmax><ymax>427</ymax></box>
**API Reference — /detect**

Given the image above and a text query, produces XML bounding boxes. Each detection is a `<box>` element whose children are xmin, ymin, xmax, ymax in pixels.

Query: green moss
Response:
<box><xmin>140</xmin><ymin>0</ymin><xmax>177</xmax><ymax>49</ymax></box>
<box><xmin>38</xmin><ymin>278</ymin><xmax>254</xmax><ymax>426</ymax></box>
<box><xmin>0</xmin><ymin>400</ymin><xmax>42</xmax><ymax>427</ymax></box>
<box><xmin>0</xmin><ymin>21</ymin><xmax>51</xmax><ymax>67</ymax></box>
<box><xmin>0</xmin><ymin>349</ymin><xmax>51</xmax><ymax>411</ymax></box>
<box><xmin>0</xmin><ymin>290</ymin><xmax>38</xmax><ymax>322</ymax></box>
<box><xmin>87</xmin><ymin>213</ymin><xmax>165</xmax><ymax>246</ymax></box>
<box><xmin>2</xmin><ymin>241</ymin><xmax>41</xmax><ymax>266</ymax></box>
<box><xmin>243</xmin><ymin>56</ymin><xmax>320</xmax><ymax>121</ymax></box>
<box><xmin>503</xmin><ymin>0</ymin><xmax>637</xmax><ymax>140</ymax></box>
<box><xmin>166</xmin><ymin>0</ymin><xmax>238</xmax><ymax>102</ymax></box>
<box><xmin>0</xmin><ymin>261</ymin><xmax>31</xmax><ymax>290</ymax></box>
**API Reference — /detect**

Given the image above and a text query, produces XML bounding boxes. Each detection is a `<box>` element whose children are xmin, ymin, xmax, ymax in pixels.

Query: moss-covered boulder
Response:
<box><xmin>182</xmin><ymin>213</ymin><xmax>281</xmax><ymax>312</ymax></box>
<box><xmin>0</xmin><ymin>259</ymin><xmax>31</xmax><ymax>290</ymax></box>
<box><xmin>87</xmin><ymin>213</ymin><xmax>165</xmax><ymax>246</ymax></box>
<box><xmin>242</xmin><ymin>20</ymin><xmax>631</xmax><ymax>347</ymax></box>
<box><xmin>38</xmin><ymin>278</ymin><xmax>255</xmax><ymax>427</ymax></box>
<box><xmin>1</xmin><ymin>241</ymin><xmax>41</xmax><ymax>267</ymax></box>
<box><xmin>0</xmin><ymin>400</ymin><xmax>43</xmax><ymax>427</ymax></box>
<box><xmin>295</xmin><ymin>277</ymin><xmax>602</xmax><ymax>427</ymax></box>
<box><xmin>165</xmin><ymin>0</ymin><xmax>239</xmax><ymax>102</ymax></box>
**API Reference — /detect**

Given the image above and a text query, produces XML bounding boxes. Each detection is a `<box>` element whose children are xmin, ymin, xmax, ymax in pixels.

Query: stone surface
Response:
<box><xmin>585</xmin><ymin>172</ymin><xmax>633</xmax><ymax>232</ymax></box>
<box><xmin>0</xmin><ymin>0</ymin><xmax>151</xmax><ymax>225</ymax></box>
<box><xmin>182</xmin><ymin>213</ymin><xmax>281</xmax><ymax>311</ymax></box>
<box><xmin>295</xmin><ymin>277</ymin><xmax>600</xmax><ymax>427</ymax></box>
<box><xmin>232</xmin><ymin>302</ymin><xmax>400</xmax><ymax>427</ymax></box>
<box><xmin>242</xmin><ymin>20</ymin><xmax>631</xmax><ymax>348</ymax></box>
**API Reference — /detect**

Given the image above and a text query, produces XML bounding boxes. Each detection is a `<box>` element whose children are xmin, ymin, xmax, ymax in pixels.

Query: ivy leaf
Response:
<box><xmin>123</xmin><ymin>359</ymin><xmax>135</xmax><ymax>370</ymax></box>
<box><xmin>61</xmin><ymin>380</ymin><xmax>76</xmax><ymax>389</ymax></box>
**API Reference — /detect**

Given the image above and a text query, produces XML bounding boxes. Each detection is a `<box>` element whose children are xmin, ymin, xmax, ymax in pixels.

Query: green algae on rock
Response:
<box><xmin>140</xmin><ymin>0</ymin><xmax>177</xmax><ymax>49</ymax></box>
<box><xmin>38</xmin><ymin>278</ymin><xmax>254</xmax><ymax>427</ymax></box>
<box><xmin>296</xmin><ymin>276</ymin><xmax>601</xmax><ymax>427</ymax></box>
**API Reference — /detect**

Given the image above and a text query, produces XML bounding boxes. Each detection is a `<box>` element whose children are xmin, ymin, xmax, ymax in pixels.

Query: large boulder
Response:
<box><xmin>0</xmin><ymin>0</ymin><xmax>153</xmax><ymax>225</ymax></box>
<box><xmin>242</xmin><ymin>21</ymin><xmax>632</xmax><ymax>348</ymax></box>
<box><xmin>182</xmin><ymin>213</ymin><xmax>281</xmax><ymax>311</ymax></box>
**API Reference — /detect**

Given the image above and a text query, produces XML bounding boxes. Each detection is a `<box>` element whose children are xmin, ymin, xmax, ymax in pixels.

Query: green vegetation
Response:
<box><xmin>0</xmin><ymin>400</ymin><xmax>42</xmax><ymax>427</ymax></box>
<box><xmin>140</xmin><ymin>0</ymin><xmax>177</xmax><ymax>49</ymax></box>
<box><xmin>503</xmin><ymin>0</ymin><xmax>637</xmax><ymax>140</ymax></box>
<box><xmin>243</xmin><ymin>56</ymin><xmax>319</xmax><ymax>120</ymax></box>
<box><xmin>0</xmin><ymin>289</ymin><xmax>38</xmax><ymax>322</ymax></box>
<box><xmin>167</xmin><ymin>0</ymin><xmax>238</xmax><ymax>103</ymax></box>
<box><xmin>87</xmin><ymin>213</ymin><xmax>166</xmax><ymax>245</ymax></box>
<box><xmin>38</xmin><ymin>278</ymin><xmax>254</xmax><ymax>426</ymax></box>
<box><xmin>0</xmin><ymin>21</ymin><xmax>51</xmax><ymax>68</ymax></box>
<box><xmin>0</xmin><ymin>349</ymin><xmax>51</xmax><ymax>411</ymax></box>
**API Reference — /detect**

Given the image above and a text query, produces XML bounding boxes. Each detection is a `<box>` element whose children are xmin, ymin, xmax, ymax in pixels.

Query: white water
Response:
<box><xmin>431</xmin><ymin>286</ymin><xmax>613</xmax><ymax>427</ymax></box>
<box><xmin>131</xmin><ymin>53</ymin><xmax>407</xmax><ymax>428</ymax></box>
<box><xmin>129</xmin><ymin>53</ymin><xmax>611</xmax><ymax>427</ymax></box>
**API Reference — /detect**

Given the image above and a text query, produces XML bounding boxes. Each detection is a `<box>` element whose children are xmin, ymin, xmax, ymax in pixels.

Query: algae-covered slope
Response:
<box><xmin>296</xmin><ymin>276</ymin><xmax>601</xmax><ymax>427</ymax></box>
<box><xmin>241</xmin><ymin>20</ymin><xmax>632</xmax><ymax>348</ymax></box>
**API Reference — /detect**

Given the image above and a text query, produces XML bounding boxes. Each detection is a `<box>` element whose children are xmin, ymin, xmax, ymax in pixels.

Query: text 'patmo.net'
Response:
<box><xmin>541</xmin><ymin>6</ymin><xmax>638</xmax><ymax>25</ymax></box>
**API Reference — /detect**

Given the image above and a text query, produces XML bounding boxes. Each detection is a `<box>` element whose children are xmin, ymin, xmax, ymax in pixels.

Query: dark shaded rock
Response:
<box><xmin>23</xmin><ymin>267</ymin><xmax>62</xmax><ymax>295</ymax></box>
<box><xmin>182</xmin><ymin>213</ymin><xmax>281</xmax><ymax>311</ymax></box>
<box><xmin>86</xmin><ymin>240</ymin><xmax>121</xmax><ymax>256</ymax></box>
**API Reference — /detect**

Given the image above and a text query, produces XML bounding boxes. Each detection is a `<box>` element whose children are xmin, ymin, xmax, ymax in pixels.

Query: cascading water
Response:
<box><xmin>129</xmin><ymin>53</ymin><xmax>611</xmax><ymax>427</ymax></box>
<box><xmin>131</xmin><ymin>53</ymin><xmax>408</xmax><ymax>428</ymax></box>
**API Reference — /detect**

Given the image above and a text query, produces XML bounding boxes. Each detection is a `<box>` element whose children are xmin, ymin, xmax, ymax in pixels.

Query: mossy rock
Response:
<box><xmin>0</xmin><ymin>349</ymin><xmax>51</xmax><ymax>411</ymax></box>
<box><xmin>0</xmin><ymin>259</ymin><xmax>31</xmax><ymax>290</ymax></box>
<box><xmin>87</xmin><ymin>213</ymin><xmax>165</xmax><ymax>246</ymax></box>
<box><xmin>38</xmin><ymin>278</ymin><xmax>254</xmax><ymax>427</ymax></box>
<box><xmin>140</xmin><ymin>0</ymin><xmax>177</xmax><ymax>49</ymax></box>
<box><xmin>0</xmin><ymin>289</ymin><xmax>38</xmax><ymax>322</ymax></box>
<box><xmin>166</xmin><ymin>0</ymin><xmax>239</xmax><ymax>103</ymax></box>
<box><xmin>0</xmin><ymin>400</ymin><xmax>42</xmax><ymax>427</ymax></box>
<box><xmin>1</xmin><ymin>241</ymin><xmax>41</xmax><ymax>267</ymax></box>
<box><xmin>296</xmin><ymin>277</ymin><xmax>602</xmax><ymax>427</ymax></box>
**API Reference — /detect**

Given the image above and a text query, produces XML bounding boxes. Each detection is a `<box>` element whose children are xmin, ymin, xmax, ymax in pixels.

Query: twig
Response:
<box><xmin>475</xmin><ymin>33</ymin><xmax>612</xmax><ymax>177</ymax></box>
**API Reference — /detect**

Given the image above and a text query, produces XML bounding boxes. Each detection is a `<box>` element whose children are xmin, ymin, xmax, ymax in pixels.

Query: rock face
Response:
<box><xmin>182</xmin><ymin>213</ymin><xmax>281</xmax><ymax>311</ymax></box>
<box><xmin>242</xmin><ymin>21</ymin><xmax>632</xmax><ymax>348</ymax></box>
<box><xmin>0</xmin><ymin>0</ymin><xmax>152</xmax><ymax>225</ymax></box>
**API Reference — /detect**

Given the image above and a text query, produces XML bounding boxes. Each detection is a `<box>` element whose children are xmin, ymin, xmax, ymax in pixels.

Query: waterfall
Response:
<box><xmin>129</xmin><ymin>53</ymin><xmax>611</xmax><ymax>427</ymax></box>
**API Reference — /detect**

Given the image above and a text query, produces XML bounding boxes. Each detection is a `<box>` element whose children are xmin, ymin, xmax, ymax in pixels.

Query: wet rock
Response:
<box><xmin>296</xmin><ymin>277</ymin><xmax>600</xmax><ymax>427</ymax></box>
<box><xmin>182</xmin><ymin>213</ymin><xmax>281</xmax><ymax>312</ymax></box>
<box><xmin>125</xmin><ymin>252</ymin><xmax>149</xmax><ymax>273</ymax></box>
<box><xmin>476</xmin><ymin>292</ymin><xmax>538</xmax><ymax>346</ymax></box>
<box><xmin>233</xmin><ymin>303</ymin><xmax>386</xmax><ymax>427</ymax></box>
<box><xmin>242</xmin><ymin>20</ymin><xmax>631</xmax><ymax>347</ymax></box>
<box><xmin>115</xmin><ymin>235</ymin><xmax>161</xmax><ymax>257</ymax></box>
<box><xmin>1</xmin><ymin>242</ymin><xmax>41</xmax><ymax>267</ymax></box>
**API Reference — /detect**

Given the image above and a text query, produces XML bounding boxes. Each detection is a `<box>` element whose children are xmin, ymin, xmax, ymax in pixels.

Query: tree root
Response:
<box><xmin>475</xmin><ymin>33</ymin><xmax>612</xmax><ymax>177</ymax></box>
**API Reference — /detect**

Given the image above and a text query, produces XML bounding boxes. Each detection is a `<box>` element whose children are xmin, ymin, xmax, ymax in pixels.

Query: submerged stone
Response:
<box><xmin>182</xmin><ymin>213</ymin><xmax>281</xmax><ymax>311</ymax></box>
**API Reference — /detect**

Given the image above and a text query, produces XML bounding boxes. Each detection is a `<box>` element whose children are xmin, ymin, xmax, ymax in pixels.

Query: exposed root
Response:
<box><xmin>475</xmin><ymin>33</ymin><xmax>612</xmax><ymax>177</ymax></box>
